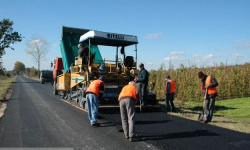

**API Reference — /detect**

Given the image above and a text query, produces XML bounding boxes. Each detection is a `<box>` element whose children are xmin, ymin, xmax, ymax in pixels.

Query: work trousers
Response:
<box><xmin>140</xmin><ymin>83</ymin><xmax>148</xmax><ymax>106</ymax></box>
<box><xmin>119</xmin><ymin>98</ymin><xmax>136</xmax><ymax>138</ymax></box>
<box><xmin>86</xmin><ymin>93</ymin><xmax>99</xmax><ymax>125</ymax></box>
<box><xmin>204</xmin><ymin>96</ymin><xmax>216</xmax><ymax>122</ymax></box>
<box><xmin>165</xmin><ymin>93</ymin><xmax>175</xmax><ymax>111</ymax></box>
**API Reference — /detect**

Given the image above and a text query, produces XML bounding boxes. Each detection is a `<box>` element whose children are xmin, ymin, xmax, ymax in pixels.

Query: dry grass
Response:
<box><xmin>0</xmin><ymin>76</ymin><xmax>16</xmax><ymax>101</ymax></box>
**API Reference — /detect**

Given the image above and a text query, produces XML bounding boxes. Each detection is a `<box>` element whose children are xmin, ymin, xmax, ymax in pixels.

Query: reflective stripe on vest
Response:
<box><xmin>118</xmin><ymin>84</ymin><xmax>138</xmax><ymax>103</ymax></box>
<box><xmin>86</xmin><ymin>79</ymin><xmax>103</xmax><ymax>98</ymax></box>
<box><xmin>200</xmin><ymin>76</ymin><xmax>217</xmax><ymax>94</ymax></box>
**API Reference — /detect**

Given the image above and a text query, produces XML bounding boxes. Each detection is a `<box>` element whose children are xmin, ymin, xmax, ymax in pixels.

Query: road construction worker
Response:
<box><xmin>134</xmin><ymin>63</ymin><xmax>148</xmax><ymax>106</ymax></box>
<box><xmin>86</xmin><ymin>76</ymin><xmax>105</xmax><ymax>127</ymax></box>
<box><xmin>198</xmin><ymin>71</ymin><xmax>218</xmax><ymax>123</ymax></box>
<box><xmin>78</xmin><ymin>43</ymin><xmax>89</xmax><ymax>65</ymax></box>
<box><xmin>118</xmin><ymin>81</ymin><xmax>142</xmax><ymax>142</ymax></box>
<box><xmin>165</xmin><ymin>75</ymin><xmax>176</xmax><ymax>112</ymax></box>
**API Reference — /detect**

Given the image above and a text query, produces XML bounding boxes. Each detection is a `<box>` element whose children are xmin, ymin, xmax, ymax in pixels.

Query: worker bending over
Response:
<box><xmin>118</xmin><ymin>81</ymin><xmax>142</xmax><ymax>142</ymax></box>
<box><xmin>86</xmin><ymin>77</ymin><xmax>105</xmax><ymax>126</ymax></box>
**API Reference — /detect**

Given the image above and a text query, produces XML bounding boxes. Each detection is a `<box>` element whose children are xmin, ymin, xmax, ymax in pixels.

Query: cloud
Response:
<box><xmin>145</xmin><ymin>32</ymin><xmax>162</xmax><ymax>39</ymax></box>
<box><xmin>31</xmin><ymin>40</ymin><xmax>42</xmax><ymax>46</ymax></box>
<box><xmin>231</xmin><ymin>53</ymin><xmax>244</xmax><ymax>58</ymax></box>
<box><xmin>202</xmin><ymin>54</ymin><xmax>215</xmax><ymax>60</ymax></box>
<box><xmin>236</xmin><ymin>40</ymin><xmax>250</xmax><ymax>50</ymax></box>
<box><xmin>193</xmin><ymin>54</ymin><xmax>200</xmax><ymax>58</ymax></box>
<box><xmin>163</xmin><ymin>56</ymin><xmax>179</xmax><ymax>61</ymax></box>
<box><xmin>170</xmin><ymin>51</ymin><xmax>184</xmax><ymax>55</ymax></box>
<box><xmin>234</xmin><ymin>39</ymin><xmax>244</xmax><ymax>44</ymax></box>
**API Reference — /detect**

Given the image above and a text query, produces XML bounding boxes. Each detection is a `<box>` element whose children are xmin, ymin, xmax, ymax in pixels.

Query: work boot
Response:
<box><xmin>91</xmin><ymin>123</ymin><xmax>100</xmax><ymax>127</ymax></box>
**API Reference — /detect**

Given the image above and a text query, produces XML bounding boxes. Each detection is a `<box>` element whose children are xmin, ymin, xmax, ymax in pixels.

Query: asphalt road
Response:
<box><xmin>0</xmin><ymin>76</ymin><xmax>249</xmax><ymax>150</ymax></box>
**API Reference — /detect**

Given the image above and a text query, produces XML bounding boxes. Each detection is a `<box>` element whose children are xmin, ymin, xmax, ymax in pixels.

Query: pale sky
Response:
<box><xmin>1</xmin><ymin>0</ymin><xmax>250</xmax><ymax>71</ymax></box>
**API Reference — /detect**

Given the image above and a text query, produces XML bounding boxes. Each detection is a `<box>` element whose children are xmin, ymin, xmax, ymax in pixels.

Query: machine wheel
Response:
<box><xmin>41</xmin><ymin>78</ymin><xmax>45</xmax><ymax>84</ymax></box>
<box><xmin>53</xmin><ymin>79</ymin><xmax>58</xmax><ymax>95</ymax></box>
<box><xmin>82</xmin><ymin>101</ymin><xmax>87</xmax><ymax>110</ymax></box>
<box><xmin>60</xmin><ymin>91</ymin><xmax>66</xmax><ymax>99</ymax></box>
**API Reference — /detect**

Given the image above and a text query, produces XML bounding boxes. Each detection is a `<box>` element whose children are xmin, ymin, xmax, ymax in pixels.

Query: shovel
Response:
<box><xmin>198</xmin><ymin>89</ymin><xmax>207</xmax><ymax>121</ymax></box>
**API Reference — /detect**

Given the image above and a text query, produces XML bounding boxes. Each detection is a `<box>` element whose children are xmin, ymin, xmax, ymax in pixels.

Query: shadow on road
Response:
<box><xmin>136</xmin><ymin>120</ymin><xmax>172</xmax><ymax>125</ymax></box>
<box><xmin>142</xmin><ymin>130</ymin><xmax>220</xmax><ymax>140</ymax></box>
<box><xmin>189</xmin><ymin>106</ymin><xmax>236</xmax><ymax>112</ymax></box>
<box><xmin>12</xmin><ymin>81</ymin><xmax>40</xmax><ymax>83</ymax></box>
<box><xmin>98</xmin><ymin>122</ymin><xmax>115</xmax><ymax>127</ymax></box>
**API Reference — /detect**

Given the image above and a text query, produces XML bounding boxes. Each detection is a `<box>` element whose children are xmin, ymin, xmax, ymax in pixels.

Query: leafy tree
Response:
<box><xmin>13</xmin><ymin>61</ymin><xmax>25</xmax><ymax>75</ymax></box>
<box><xmin>0</xmin><ymin>19</ymin><xmax>23</xmax><ymax>58</ymax></box>
<box><xmin>25</xmin><ymin>34</ymin><xmax>50</xmax><ymax>78</ymax></box>
<box><xmin>31</xmin><ymin>66</ymin><xmax>38</xmax><ymax>77</ymax></box>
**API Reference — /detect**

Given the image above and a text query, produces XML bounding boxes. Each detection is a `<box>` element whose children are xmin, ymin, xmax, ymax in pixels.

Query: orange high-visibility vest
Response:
<box><xmin>201</xmin><ymin>76</ymin><xmax>217</xmax><ymax>94</ymax></box>
<box><xmin>118</xmin><ymin>84</ymin><xmax>138</xmax><ymax>103</ymax></box>
<box><xmin>86</xmin><ymin>79</ymin><xmax>104</xmax><ymax>98</ymax></box>
<box><xmin>165</xmin><ymin>79</ymin><xmax>176</xmax><ymax>93</ymax></box>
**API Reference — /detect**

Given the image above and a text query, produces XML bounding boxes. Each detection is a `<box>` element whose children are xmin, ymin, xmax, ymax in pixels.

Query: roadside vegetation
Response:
<box><xmin>0</xmin><ymin>75</ymin><xmax>16</xmax><ymax>101</ymax></box>
<box><xmin>149</xmin><ymin>62</ymin><xmax>250</xmax><ymax>102</ymax></box>
<box><xmin>149</xmin><ymin>62</ymin><xmax>250</xmax><ymax>133</ymax></box>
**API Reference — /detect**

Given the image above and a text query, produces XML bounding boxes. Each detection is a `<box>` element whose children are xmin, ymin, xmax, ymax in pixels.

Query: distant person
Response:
<box><xmin>86</xmin><ymin>77</ymin><xmax>105</xmax><ymax>126</ymax></box>
<box><xmin>118</xmin><ymin>81</ymin><xmax>143</xmax><ymax>142</ymax></box>
<box><xmin>198</xmin><ymin>71</ymin><xmax>218</xmax><ymax>123</ymax></box>
<box><xmin>134</xmin><ymin>63</ymin><xmax>148</xmax><ymax>106</ymax></box>
<box><xmin>165</xmin><ymin>75</ymin><xmax>176</xmax><ymax>112</ymax></box>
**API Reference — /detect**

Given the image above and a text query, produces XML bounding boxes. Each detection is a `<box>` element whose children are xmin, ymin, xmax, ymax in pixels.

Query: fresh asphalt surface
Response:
<box><xmin>0</xmin><ymin>76</ymin><xmax>249</xmax><ymax>150</ymax></box>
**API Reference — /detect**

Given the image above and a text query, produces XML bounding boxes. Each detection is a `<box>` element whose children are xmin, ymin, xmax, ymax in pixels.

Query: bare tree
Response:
<box><xmin>25</xmin><ymin>34</ymin><xmax>50</xmax><ymax>78</ymax></box>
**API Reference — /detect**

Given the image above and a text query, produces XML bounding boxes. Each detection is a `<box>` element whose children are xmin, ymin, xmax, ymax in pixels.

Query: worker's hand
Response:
<box><xmin>134</xmin><ymin>77</ymin><xmax>138</xmax><ymax>82</ymax></box>
<box><xmin>205</xmin><ymin>85</ymin><xmax>210</xmax><ymax>89</ymax></box>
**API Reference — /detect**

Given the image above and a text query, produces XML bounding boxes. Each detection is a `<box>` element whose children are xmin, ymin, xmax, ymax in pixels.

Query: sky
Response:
<box><xmin>1</xmin><ymin>0</ymin><xmax>250</xmax><ymax>71</ymax></box>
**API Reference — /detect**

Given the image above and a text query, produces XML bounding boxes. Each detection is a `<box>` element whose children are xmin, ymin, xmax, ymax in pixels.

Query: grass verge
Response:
<box><xmin>0</xmin><ymin>75</ymin><xmax>17</xmax><ymax>101</ymax></box>
<box><xmin>158</xmin><ymin>97</ymin><xmax>250</xmax><ymax>134</ymax></box>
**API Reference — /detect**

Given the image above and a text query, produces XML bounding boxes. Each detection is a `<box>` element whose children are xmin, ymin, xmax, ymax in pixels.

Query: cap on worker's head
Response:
<box><xmin>165</xmin><ymin>75</ymin><xmax>170</xmax><ymax>79</ymax></box>
<box><xmin>139</xmin><ymin>63</ymin><xmax>144</xmax><ymax>67</ymax></box>
<box><xmin>99</xmin><ymin>76</ymin><xmax>104</xmax><ymax>81</ymax></box>
<box><xmin>128</xmin><ymin>81</ymin><xmax>135</xmax><ymax>85</ymax></box>
<box><xmin>198</xmin><ymin>71</ymin><xmax>205</xmax><ymax>78</ymax></box>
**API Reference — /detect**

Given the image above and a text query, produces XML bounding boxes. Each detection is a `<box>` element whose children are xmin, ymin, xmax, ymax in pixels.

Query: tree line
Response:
<box><xmin>0</xmin><ymin>18</ymin><xmax>50</xmax><ymax>78</ymax></box>
<box><xmin>148</xmin><ymin>62</ymin><xmax>250</xmax><ymax>102</ymax></box>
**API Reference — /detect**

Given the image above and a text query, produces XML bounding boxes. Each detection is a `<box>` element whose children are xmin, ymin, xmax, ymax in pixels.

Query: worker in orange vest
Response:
<box><xmin>86</xmin><ymin>76</ymin><xmax>105</xmax><ymax>127</ymax></box>
<box><xmin>165</xmin><ymin>75</ymin><xmax>176</xmax><ymax>112</ymax></box>
<box><xmin>198</xmin><ymin>71</ymin><xmax>218</xmax><ymax>123</ymax></box>
<box><xmin>118</xmin><ymin>81</ymin><xmax>143</xmax><ymax>142</ymax></box>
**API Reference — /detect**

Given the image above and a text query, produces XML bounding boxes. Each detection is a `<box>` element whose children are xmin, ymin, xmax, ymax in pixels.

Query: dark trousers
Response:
<box><xmin>204</xmin><ymin>96</ymin><xmax>216</xmax><ymax>122</ymax></box>
<box><xmin>165</xmin><ymin>93</ymin><xmax>175</xmax><ymax>111</ymax></box>
<box><xmin>140</xmin><ymin>83</ymin><xmax>148</xmax><ymax>106</ymax></box>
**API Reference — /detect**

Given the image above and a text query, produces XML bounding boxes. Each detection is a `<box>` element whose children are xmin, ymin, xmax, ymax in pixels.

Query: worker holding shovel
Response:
<box><xmin>198</xmin><ymin>71</ymin><xmax>218</xmax><ymax>123</ymax></box>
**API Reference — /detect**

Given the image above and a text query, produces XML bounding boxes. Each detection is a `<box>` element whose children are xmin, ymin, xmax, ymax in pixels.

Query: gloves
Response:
<box><xmin>205</xmin><ymin>85</ymin><xmax>210</xmax><ymax>89</ymax></box>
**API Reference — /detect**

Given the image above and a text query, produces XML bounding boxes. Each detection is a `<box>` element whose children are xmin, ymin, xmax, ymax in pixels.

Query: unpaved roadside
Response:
<box><xmin>0</xmin><ymin>81</ymin><xmax>15</xmax><ymax>119</ymax></box>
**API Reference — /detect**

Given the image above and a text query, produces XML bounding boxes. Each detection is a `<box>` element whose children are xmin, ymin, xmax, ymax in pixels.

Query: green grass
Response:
<box><xmin>0</xmin><ymin>75</ymin><xmax>16</xmax><ymax>100</ymax></box>
<box><xmin>182</xmin><ymin>97</ymin><xmax>250</xmax><ymax>121</ymax></box>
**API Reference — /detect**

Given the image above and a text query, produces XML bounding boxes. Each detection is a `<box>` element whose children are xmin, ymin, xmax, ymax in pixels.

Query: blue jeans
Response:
<box><xmin>86</xmin><ymin>93</ymin><xmax>99</xmax><ymax>125</ymax></box>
